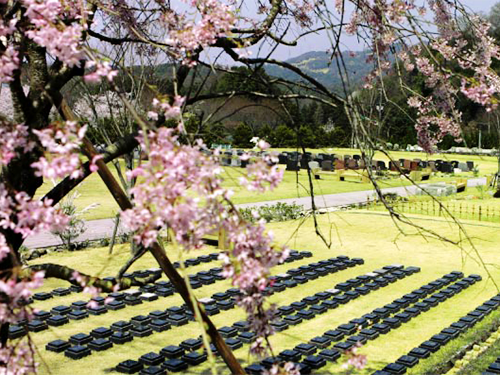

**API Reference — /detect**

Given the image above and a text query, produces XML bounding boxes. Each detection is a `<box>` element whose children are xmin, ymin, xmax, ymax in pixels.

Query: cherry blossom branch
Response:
<box><xmin>26</xmin><ymin>263</ymin><xmax>159</xmax><ymax>292</ymax></box>
<box><xmin>52</xmin><ymin>94</ymin><xmax>245</xmax><ymax>374</ymax></box>
<box><xmin>42</xmin><ymin>133</ymin><xmax>138</xmax><ymax>207</ymax></box>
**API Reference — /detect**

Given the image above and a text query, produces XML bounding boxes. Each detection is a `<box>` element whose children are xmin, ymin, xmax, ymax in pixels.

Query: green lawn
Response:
<box><xmin>25</xmin><ymin>210</ymin><xmax>500</xmax><ymax>374</ymax></box>
<box><xmin>33</xmin><ymin>148</ymin><xmax>499</xmax><ymax>221</ymax></box>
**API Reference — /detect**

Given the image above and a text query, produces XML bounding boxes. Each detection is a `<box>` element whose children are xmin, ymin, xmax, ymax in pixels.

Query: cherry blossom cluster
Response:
<box><xmin>148</xmin><ymin>96</ymin><xmax>185</xmax><ymax>122</ymax></box>
<box><xmin>83</xmin><ymin>61</ymin><xmax>118</xmax><ymax>83</ymax></box>
<box><xmin>23</xmin><ymin>0</ymin><xmax>87</xmax><ymax>67</ymax></box>
<box><xmin>239</xmin><ymin>139</ymin><xmax>283</xmax><ymax>193</ymax></box>
<box><xmin>0</xmin><ymin>271</ymin><xmax>44</xmax><ymax>324</ymax></box>
<box><xmin>0</xmin><ymin>184</ymin><xmax>68</xmax><ymax>262</ymax></box>
<box><xmin>284</xmin><ymin>0</ymin><xmax>314</xmax><ymax>28</ymax></box>
<box><xmin>0</xmin><ymin>0</ymin><xmax>88</xmax><ymax>84</ymax></box>
<box><xmin>31</xmin><ymin>121</ymin><xmax>87</xmax><ymax>180</ymax></box>
<box><xmin>0</xmin><ymin>47</ymin><xmax>19</xmax><ymax>84</ymax></box>
<box><xmin>161</xmin><ymin>0</ymin><xmax>236</xmax><ymax>63</ymax></box>
<box><xmin>71</xmin><ymin>271</ymin><xmax>115</xmax><ymax>308</ymax></box>
<box><xmin>342</xmin><ymin>342</ymin><xmax>368</xmax><ymax>371</ymax></box>
<box><xmin>221</xmin><ymin>217</ymin><xmax>288</xmax><ymax>356</ymax></box>
<box><xmin>400</xmin><ymin>13</ymin><xmax>500</xmax><ymax>150</ymax></box>
<box><xmin>121</xmin><ymin>115</ymin><xmax>287</xmax><ymax>355</ymax></box>
<box><xmin>336</xmin><ymin>1</ymin><xmax>500</xmax><ymax>151</ymax></box>
<box><xmin>0</xmin><ymin>123</ymin><xmax>34</xmax><ymax>168</ymax></box>
<box><xmin>264</xmin><ymin>362</ymin><xmax>300</xmax><ymax>375</ymax></box>
<box><xmin>0</xmin><ymin>340</ymin><xmax>38</xmax><ymax>375</ymax></box>
<box><xmin>121</xmin><ymin>127</ymin><xmax>227</xmax><ymax>249</ymax></box>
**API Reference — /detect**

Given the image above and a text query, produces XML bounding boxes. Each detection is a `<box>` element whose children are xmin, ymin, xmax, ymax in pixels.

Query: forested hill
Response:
<box><xmin>264</xmin><ymin>50</ymin><xmax>374</xmax><ymax>89</ymax></box>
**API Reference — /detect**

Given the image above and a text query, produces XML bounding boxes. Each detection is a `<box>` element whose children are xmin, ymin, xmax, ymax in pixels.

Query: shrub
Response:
<box><xmin>51</xmin><ymin>191</ymin><xmax>99</xmax><ymax>250</ymax></box>
<box><xmin>239</xmin><ymin>202</ymin><xmax>304</xmax><ymax>223</ymax></box>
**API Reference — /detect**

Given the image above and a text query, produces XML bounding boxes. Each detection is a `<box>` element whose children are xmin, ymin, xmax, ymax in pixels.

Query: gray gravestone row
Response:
<box><xmin>36</xmin><ymin>251</ymin><xmax>319</xmax><ymax>357</ymax></box>
<box><xmin>18</xmin><ymin>265</ymin><xmax>226</xmax><ymax>334</ymax></box>
<box><xmin>37</xmin><ymin>254</ymin><xmax>361</xmax><ymax>370</ymax></box>
<box><xmin>10</xmin><ymin>250</ymin><xmax>313</xmax><ymax>340</ymax></box>
<box><xmin>377</xmin><ymin>285</ymin><xmax>500</xmax><ymax>375</ymax></box>
<box><xmin>228</xmin><ymin>149</ymin><xmax>475</xmax><ymax>175</ymax></box>
<box><xmin>248</xmin><ymin>270</ymin><xmax>479</xmax><ymax>374</ymax></box>
<box><xmin>237</xmin><ymin>264</ymin><xmax>420</xmax><ymax>375</ymax></box>
<box><xmin>133</xmin><ymin>262</ymin><xmax>420</xmax><ymax>375</ymax></box>
<box><xmin>244</xmin><ymin>265</ymin><xmax>420</xmax><ymax>374</ymax></box>
<box><xmin>221</xmin><ymin>150</ymin><xmax>281</xmax><ymax>169</ymax></box>
<box><xmin>31</xmin><ymin>252</ymin><xmax>222</xmax><ymax>304</ymax></box>
<box><xmin>387</xmin><ymin>159</ymin><xmax>475</xmax><ymax>174</ymax></box>
<box><xmin>117</xmin><ymin>259</ymin><xmax>430</xmax><ymax>375</ymax></box>
<box><xmin>42</xmin><ymin>252</ymin><xmax>359</xmax><ymax>359</ymax></box>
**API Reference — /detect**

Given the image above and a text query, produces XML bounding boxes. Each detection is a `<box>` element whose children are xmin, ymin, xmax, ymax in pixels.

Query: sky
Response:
<box><xmin>229</xmin><ymin>0</ymin><xmax>500</xmax><ymax>63</ymax></box>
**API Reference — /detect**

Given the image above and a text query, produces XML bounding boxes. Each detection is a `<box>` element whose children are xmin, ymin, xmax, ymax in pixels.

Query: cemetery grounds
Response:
<box><xmin>21</xmin><ymin>148</ymin><xmax>500</xmax><ymax>374</ymax></box>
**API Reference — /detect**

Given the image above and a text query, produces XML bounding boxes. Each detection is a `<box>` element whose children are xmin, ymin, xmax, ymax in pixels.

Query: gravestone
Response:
<box><xmin>180</xmin><ymin>338</ymin><xmax>203</xmax><ymax>351</ymax></box>
<box><xmin>46</xmin><ymin>340</ymin><xmax>70</xmax><ymax>353</ymax></box>
<box><xmin>334</xmin><ymin>159</ymin><xmax>345</xmax><ymax>170</ymax></box>
<box><xmin>458</xmin><ymin>162</ymin><xmax>469</xmax><ymax>172</ymax></box>
<box><xmin>346</xmin><ymin>159</ymin><xmax>358</xmax><ymax>169</ymax></box>
<box><xmin>225</xmin><ymin>338</ymin><xmax>243</xmax><ymax>350</ymax></box>
<box><xmin>440</xmin><ymin>162</ymin><xmax>453</xmax><ymax>173</ymax></box>
<box><xmin>161</xmin><ymin>345</ymin><xmax>185</xmax><ymax>359</ymax></box>
<box><xmin>417</xmin><ymin>183</ymin><xmax>457</xmax><ymax>196</ymax></box>
<box><xmin>162</xmin><ymin>358</ymin><xmax>188</xmax><ymax>372</ymax></box>
<box><xmin>116</xmin><ymin>360</ymin><xmax>143</xmax><ymax>373</ymax></box>
<box><xmin>308</xmin><ymin>161</ymin><xmax>320</xmax><ymax>170</ymax></box>
<box><xmin>230</xmin><ymin>153</ymin><xmax>241</xmax><ymax>167</ymax></box>
<box><xmin>376</xmin><ymin>160</ymin><xmax>386</xmax><ymax>170</ymax></box>
<box><xmin>286</xmin><ymin>160</ymin><xmax>300</xmax><ymax>171</ymax></box>
<box><xmin>221</xmin><ymin>152</ymin><xmax>231</xmax><ymax>166</ymax></box>
<box><xmin>89</xmin><ymin>338</ymin><xmax>113</xmax><ymax>351</ymax></box>
<box><xmin>278</xmin><ymin>154</ymin><xmax>289</xmax><ymax>164</ymax></box>
<box><xmin>428</xmin><ymin>161</ymin><xmax>437</xmax><ymax>172</ymax></box>
<box><xmin>389</xmin><ymin>161</ymin><xmax>400</xmax><ymax>171</ymax></box>
<box><xmin>64</xmin><ymin>345</ymin><xmax>91</xmax><ymax>360</ymax></box>
<box><xmin>110</xmin><ymin>331</ymin><xmax>133</xmax><ymax>345</ymax></box>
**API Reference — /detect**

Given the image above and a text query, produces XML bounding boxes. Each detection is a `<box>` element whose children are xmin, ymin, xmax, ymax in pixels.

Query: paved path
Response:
<box><xmin>24</xmin><ymin>177</ymin><xmax>487</xmax><ymax>249</ymax></box>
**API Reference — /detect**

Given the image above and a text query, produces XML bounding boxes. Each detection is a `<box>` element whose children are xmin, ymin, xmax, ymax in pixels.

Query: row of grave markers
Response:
<box><xmin>213</xmin><ymin>150</ymin><xmax>475</xmax><ymax>176</ymax></box>
<box><xmin>15</xmin><ymin>250</ymin><xmax>485</xmax><ymax>375</ymax></box>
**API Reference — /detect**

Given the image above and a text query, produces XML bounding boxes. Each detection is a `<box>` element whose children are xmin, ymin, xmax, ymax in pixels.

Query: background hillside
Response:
<box><xmin>264</xmin><ymin>50</ymin><xmax>373</xmax><ymax>89</ymax></box>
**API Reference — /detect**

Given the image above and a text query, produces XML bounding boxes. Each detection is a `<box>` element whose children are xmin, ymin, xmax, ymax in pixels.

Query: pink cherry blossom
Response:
<box><xmin>0</xmin><ymin>46</ymin><xmax>19</xmax><ymax>84</ymax></box>
<box><xmin>84</xmin><ymin>61</ymin><xmax>118</xmax><ymax>83</ymax></box>
<box><xmin>0</xmin><ymin>123</ymin><xmax>35</xmax><ymax>167</ymax></box>
<box><xmin>32</xmin><ymin>121</ymin><xmax>87</xmax><ymax>179</ymax></box>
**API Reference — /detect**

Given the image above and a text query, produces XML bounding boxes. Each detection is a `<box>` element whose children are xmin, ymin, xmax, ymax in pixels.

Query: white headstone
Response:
<box><xmin>308</xmin><ymin>161</ymin><xmax>320</xmax><ymax>170</ymax></box>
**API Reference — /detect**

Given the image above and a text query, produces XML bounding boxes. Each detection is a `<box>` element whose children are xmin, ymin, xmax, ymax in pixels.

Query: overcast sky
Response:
<box><xmin>226</xmin><ymin>0</ymin><xmax>500</xmax><ymax>63</ymax></box>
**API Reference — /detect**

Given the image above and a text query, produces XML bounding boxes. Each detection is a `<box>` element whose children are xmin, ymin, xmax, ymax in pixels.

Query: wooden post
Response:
<box><xmin>218</xmin><ymin>228</ymin><xmax>229</xmax><ymax>250</ymax></box>
<box><xmin>479</xmin><ymin>205</ymin><xmax>482</xmax><ymax>221</ymax></box>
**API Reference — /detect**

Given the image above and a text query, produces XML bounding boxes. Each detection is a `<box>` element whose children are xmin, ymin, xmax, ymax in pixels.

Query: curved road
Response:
<box><xmin>24</xmin><ymin>177</ymin><xmax>487</xmax><ymax>249</ymax></box>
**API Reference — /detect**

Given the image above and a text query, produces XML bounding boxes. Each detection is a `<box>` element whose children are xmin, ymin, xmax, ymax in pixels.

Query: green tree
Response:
<box><xmin>232</xmin><ymin>123</ymin><xmax>254</xmax><ymax>147</ymax></box>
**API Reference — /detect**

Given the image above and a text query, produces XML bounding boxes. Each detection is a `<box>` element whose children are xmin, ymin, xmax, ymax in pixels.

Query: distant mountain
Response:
<box><xmin>264</xmin><ymin>50</ymin><xmax>374</xmax><ymax>90</ymax></box>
